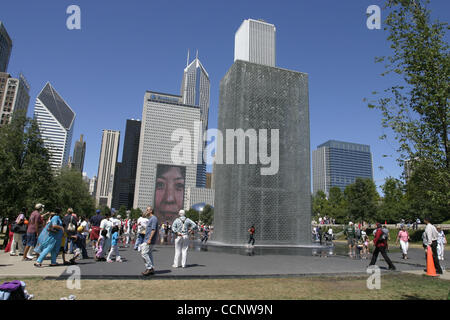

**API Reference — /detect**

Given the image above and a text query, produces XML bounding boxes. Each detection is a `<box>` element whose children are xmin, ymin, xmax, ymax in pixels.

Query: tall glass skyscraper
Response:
<box><xmin>0</xmin><ymin>22</ymin><xmax>12</xmax><ymax>73</ymax></box>
<box><xmin>34</xmin><ymin>83</ymin><xmax>76</xmax><ymax>171</ymax></box>
<box><xmin>72</xmin><ymin>134</ymin><xmax>86</xmax><ymax>172</ymax></box>
<box><xmin>312</xmin><ymin>140</ymin><xmax>374</xmax><ymax>195</ymax></box>
<box><xmin>181</xmin><ymin>52</ymin><xmax>210</xmax><ymax>187</ymax></box>
<box><xmin>112</xmin><ymin>119</ymin><xmax>141</xmax><ymax>210</ymax></box>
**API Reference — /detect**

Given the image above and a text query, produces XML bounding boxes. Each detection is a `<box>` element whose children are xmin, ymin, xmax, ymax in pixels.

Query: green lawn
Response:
<box><xmin>2</xmin><ymin>273</ymin><xmax>449</xmax><ymax>300</ymax></box>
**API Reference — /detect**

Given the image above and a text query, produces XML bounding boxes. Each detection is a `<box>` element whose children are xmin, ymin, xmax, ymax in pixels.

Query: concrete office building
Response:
<box><xmin>133</xmin><ymin>91</ymin><xmax>201</xmax><ymax>223</ymax></box>
<box><xmin>213</xmin><ymin>20</ymin><xmax>311</xmax><ymax>246</ymax></box>
<box><xmin>185</xmin><ymin>187</ymin><xmax>215</xmax><ymax>209</ymax></box>
<box><xmin>96</xmin><ymin>130</ymin><xmax>120</xmax><ymax>207</ymax></box>
<box><xmin>0</xmin><ymin>73</ymin><xmax>30</xmax><ymax>126</ymax></box>
<box><xmin>72</xmin><ymin>134</ymin><xmax>86</xmax><ymax>172</ymax></box>
<box><xmin>312</xmin><ymin>140</ymin><xmax>374</xmax><ymax>195</ymax></box>
<box><xmin>34</xmin><ymin>83</ymin><xmax>75</xmax><ymax>171</ymax></box>
<box><xmin>234</xmin><ymin>19</ymin><xmax>276</xmax><ymax>67</ymax></box>
<box><xmin>0</xmin><ymin>22</ymin><xmax>12</xmax><ymax>73</ymax></box>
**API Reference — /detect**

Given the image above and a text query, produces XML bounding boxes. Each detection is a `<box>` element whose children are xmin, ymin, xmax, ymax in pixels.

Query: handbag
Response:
<box><xmin>67</xmin><ymin>216</ymin><xmax>76</xmax><ymax>232</ymax></box>
<box><xmin>11</xmin><ymin>223</ymin><xmax>27</xmax><ymax>234</ymax></box>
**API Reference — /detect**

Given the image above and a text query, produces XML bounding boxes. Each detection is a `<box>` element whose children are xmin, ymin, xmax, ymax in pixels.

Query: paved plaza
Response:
<box><xmin>0</xmin><ymin>241</ymin><xmax>449</xmax><ymax>280</ymax></box>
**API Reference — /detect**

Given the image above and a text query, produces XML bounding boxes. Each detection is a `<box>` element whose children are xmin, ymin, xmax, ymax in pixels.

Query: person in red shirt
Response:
<box><xmin>369</xmin><ymin>223</ymin><xmax>396</xmax><ymax>270</ymax></box>
<box><xmin>248</xmin><ymin>226</ymin><xmax>256</xmax><ymax>246</ymax></box>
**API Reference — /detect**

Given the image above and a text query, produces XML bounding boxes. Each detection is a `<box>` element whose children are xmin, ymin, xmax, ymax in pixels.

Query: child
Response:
<box><xmin>95</xmin><ymin>229</ymin><xmax>107</xmax><ymax>261</ymax></box>
<box><xmin>107</xmin><ymin>226</ymin><xmax>122</xmax><ymax>263</ymax></box>
<box><xmin>70</xmin><ymin>226</ymin><xmax>89</xmax><ymax>262</ymax></box>
<box><xmin>60</xmin><ymin>228</ymin><xmax>71</xmax><ymax>265</ymax></box>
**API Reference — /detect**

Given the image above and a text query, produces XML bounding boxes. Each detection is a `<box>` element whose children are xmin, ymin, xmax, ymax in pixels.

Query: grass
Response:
<box><xmin>3</xmin><ymin>273</ymin><xmax>449</xmax><ymax>300</ymax></box>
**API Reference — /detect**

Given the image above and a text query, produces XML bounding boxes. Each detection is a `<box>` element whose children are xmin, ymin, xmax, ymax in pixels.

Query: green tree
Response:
<box><xmin>118</xmin><ymin>205</ymin><xmax>127</xmax><ymax>218</ymax></box>
<box><xmin>0</xmin><ymin>113</ymin><xmax>55</xmax><ymax>219</ymax></box>
<box><xmin>200</xmin><ymin>205</ymin><xmax>214</xmax><ymax>225</ymax></box>
<box><xmin>367</xmin><ymin>0</ymin><xmax>450</xmax><ymax>222</ymax></box>
<box><xmin>53</xmin><ymin>168</ymin><xmax>96</xmax><ymax>217</ymax></box>
<box><xmin>312</xmin><ymin>191</ymin><xmax>330</xmax><ymax>219</ymax></box>
<box><xmin>378</xmin><ymin>177</ymin><xmax>408</xmax><ymax>223</ymax></box>
<box><xmin>185</xmin><ymin>208</ymin><xmax>199</xmax><ymax>223</ymax></box>
<box><xmin>327</xmin><ymin>187</ymin><xmax>348</xmax><ymax>223</ymax></box>
<box><xmin>344</xmin><ymin>178</ymin><xmax>380</xmax><ymax>223</ymax></box>
<box><xmin>129</xmin><ymin>208</ymin><xmax>142</xmax><ymax>220</ymax></box>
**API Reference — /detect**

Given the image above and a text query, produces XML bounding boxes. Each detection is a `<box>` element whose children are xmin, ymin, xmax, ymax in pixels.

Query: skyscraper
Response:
<box><xmin>213</xmin><ymin>19</ymin><xmax>311</xmax><ymax>246</ymax></box>
<box><xmin>181</xmin><ymin>51</ymin><xmax>210</xmax><ymax>187</ymax></box>
<box><xmin>312</xmin><ymin>140</ymin><xmax>374</xmax><ymax>195</ymax></box>
<box><xmin>112</xmin><ymin>119</ymin><xmax>141</xmax><ymax>210</ymax></box>
<box><xmin>0</xmin><ymin>73</ymin><xmax>30</xmax><ymax>126</ymax></box>
<box><xmin>0</xmin><ymin>22</ymin><xmax>12</xmax><ymax>73</ymax></box>
<box><xmin>133</xmin><ymin>91</ymin><xmax>201</xmax><ymax>223</ymax></box>
<box><xmin>96</xmin><ymin>130</ymin><xmax>120</xmax><ymax>208</ymax></box>
<box><xmin>234</xmin><ymin>19</ymin><xmax>276</xmax><ymax>67</ymax></box>
<box><xmin>72</xmin><ymin>134</ymin><xmax>86</xmax><ymax>172</ymax></box>
<box><xmin>34</xmin><ymin>82</ymin><xmax>76</xmax><ymax>171</ymax></box>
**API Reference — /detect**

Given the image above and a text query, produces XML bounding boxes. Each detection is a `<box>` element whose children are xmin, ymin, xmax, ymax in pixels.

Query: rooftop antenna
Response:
<box><xmin>196</xmin><ymin>49</ymin><xmax>199</xmax><ymax>60</ymax></box>
<box><xmin>186</xmin><ymin>49</ymin><xmax>190</xmax><ymax>67</ymax></box>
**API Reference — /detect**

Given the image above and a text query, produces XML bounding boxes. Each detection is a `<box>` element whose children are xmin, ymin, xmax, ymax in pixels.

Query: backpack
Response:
<box><xmin>380</xmin><ymin>228</ymin><xmax>389</xmax><ymax>241</ymax></box>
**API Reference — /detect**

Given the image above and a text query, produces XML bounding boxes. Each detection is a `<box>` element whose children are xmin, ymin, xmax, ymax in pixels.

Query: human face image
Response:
<box><xmin>154</xmin><ymin>165</ymin><xmax>186</xmax><ymax>222</ymax></box>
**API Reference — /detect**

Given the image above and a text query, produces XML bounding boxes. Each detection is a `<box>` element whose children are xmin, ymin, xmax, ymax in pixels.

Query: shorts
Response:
<box><xmin>26</xmin><ymin>233</ymin><xmax>37</xmax><ymax>247</ymax></box>
<box><xmin>347</xmin><ymin>238</ymin><xmax>356</xmax><ymax>246</ymax></box>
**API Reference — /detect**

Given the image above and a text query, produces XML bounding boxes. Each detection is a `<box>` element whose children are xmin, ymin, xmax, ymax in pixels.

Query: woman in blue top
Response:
<box><xmin>34</xmin><ymin>208</ymin><xmax>64</xmax><ymax>267</ymax></box>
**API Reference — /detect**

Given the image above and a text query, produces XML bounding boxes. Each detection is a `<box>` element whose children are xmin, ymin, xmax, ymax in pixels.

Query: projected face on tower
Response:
<box><xmin>154</xmin><ymin>164</ymin><xmax>186</xmax><ymax>223</ymax></box>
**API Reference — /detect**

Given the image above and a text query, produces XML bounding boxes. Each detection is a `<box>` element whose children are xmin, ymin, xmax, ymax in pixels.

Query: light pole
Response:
<box><xmin>199</xmin><ymin>207</ymin><xmax>203</xmax><ymax>225</ymax></box>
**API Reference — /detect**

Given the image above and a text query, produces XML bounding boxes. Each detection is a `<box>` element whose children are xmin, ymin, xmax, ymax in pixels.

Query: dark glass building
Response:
<box><xmin>112</xmin><ymin>119</ymin><xmax>141</xmax><ymax>210</ymax></box>
<box><xmin>312</xmin><ymin>140</ymin><xmax>373</xmax><ymax>195</ymax></box>
<box><xmin>0</xmin><ymin>22</ymin><xmax>12</xmax><ymax>73</ymax></box>
<box><xmin>72</xmin><ymin>134</ymin><xmax>86</xmax><ymax>172</ymax></box>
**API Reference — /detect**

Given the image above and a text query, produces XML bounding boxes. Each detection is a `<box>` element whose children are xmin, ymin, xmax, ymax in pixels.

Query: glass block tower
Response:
<box><xmin>312</xmin><ymin>140</ymin><xmax>374</xmax><ymax>195</ymax></box>
<box><xmin>34</xmin><ymin>83</ymin><xmax>76</xmax><ymax>171</ymax></box>
<box><xmin>213</xmin><ymin>19</ymin><xmax>311</xmax><ymax>245</ymax></box>
<box><xmin>0</xmin><ymin>22</ymin><xmax>12</xmax><ymax>72</ymax></box>
<box><xmin>181</xmin><ymin>51</ymin><xmax>210</xmax><ymax>188</ymax></box>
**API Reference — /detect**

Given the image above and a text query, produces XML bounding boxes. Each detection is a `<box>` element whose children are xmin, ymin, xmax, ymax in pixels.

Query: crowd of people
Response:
<box><xmin>319</xmin><ymin>218</ymin><xmax>447</xmax><ymax>273</ymax></box>
<box><xmin>2</xmin><ymin>205</ymin><xmax>446</xmax><ymax>277</ymax></box>
<box><xmin>2</xmin><ymin>203</ymin><xmax>214</xmax><ymax>276</ymax></box>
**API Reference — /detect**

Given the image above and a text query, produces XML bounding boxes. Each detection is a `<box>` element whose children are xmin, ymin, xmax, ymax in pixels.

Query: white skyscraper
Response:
<box><xmin>180</xmin><ymin>51</ymin><xmax>210</xmax><ymax>187</ymax></box>
<box><xmin>96</xmin><ymin>130</ymin><xmax>120</xmax><ymax>208</ymax></box>
<box><xmin>133</xmin><ymin>91</ymin><xmax>201</xmax><ymax>222</ymax></box>
<box><xmin>234</xmin><ymin>19</ymin><xmax>276</xmax><ymax>67</ymax></box>
<box><xmin>34</xmin><ymin>82</ymin><xmax>75</xmax><ymax>171</ymax></box>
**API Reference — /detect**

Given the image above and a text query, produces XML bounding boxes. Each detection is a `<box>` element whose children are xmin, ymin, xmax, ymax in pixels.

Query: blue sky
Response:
<box><xmin>2</xmin><ymin>0</ymin><xmax>449</xmax><ymax>191</ymax></box>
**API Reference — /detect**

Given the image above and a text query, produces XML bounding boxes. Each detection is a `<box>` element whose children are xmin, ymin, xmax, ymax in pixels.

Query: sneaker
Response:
<box><xmin>172</xmin><ymin>264</ymin><xmax>179</xmax><ymax>268</ymax></box>
<box><xmin>116</xmin><ymin>259</ymin><xmax>123</xmax><ymax>263</ymax></box>
<box><xmin>107</xmin><ymin>259</ymin><xmax>113</xmax><ymax>263</ymax></box>
<box><xmin>389</xmin><ymin>266</ymin><xmax>396</xmax><ymax>271</ymax></box>
<box><xmin>10</xmin><ymin>253</ymin><xmax>17</xmax><ymax>256</ymax></box>
<box><xmin>142</xmin><ymin>268</ymin><xmax>155</xmax><ymax>276</ymax></box>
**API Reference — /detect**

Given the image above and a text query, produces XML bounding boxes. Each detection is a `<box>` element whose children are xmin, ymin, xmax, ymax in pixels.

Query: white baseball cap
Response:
<box><xmin>179</xmin><ymin>210</ymin><xmax>185</xmax><ymax>217</ymax></box>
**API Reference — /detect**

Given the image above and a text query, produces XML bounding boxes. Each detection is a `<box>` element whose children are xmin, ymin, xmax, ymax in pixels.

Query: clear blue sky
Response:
<box><xmin>2</xmin><ymin>0</ymin><xmax>449</xmax><ymax>191</ymax></box>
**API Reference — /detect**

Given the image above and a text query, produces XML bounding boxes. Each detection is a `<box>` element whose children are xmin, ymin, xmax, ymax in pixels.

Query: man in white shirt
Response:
<box><xmin>99</xmin><ymin>212</ymin><xmax>113</xmax><ymax>259</ymax></box>
<box><xmin>424</xmin><ymin>217</ymin><xmax>443</xmax><ymax>274</ymax></box>
<box><xmin>134</xmin><ymin>209</ymin><xmax>150</xmax><ymax>251</ymax></box>
<box><xmin>172</xmin><ymin>210</ymin><xmax>197</xmax><ymax>268</ymax></box>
